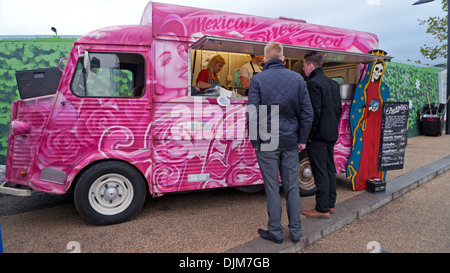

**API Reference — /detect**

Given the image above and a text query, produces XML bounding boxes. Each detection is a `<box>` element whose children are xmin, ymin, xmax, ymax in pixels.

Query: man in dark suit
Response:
<box><xmin>301</xmin><ymin>51</ymin><xmax>342</xmax><ymax>219</ymax></box>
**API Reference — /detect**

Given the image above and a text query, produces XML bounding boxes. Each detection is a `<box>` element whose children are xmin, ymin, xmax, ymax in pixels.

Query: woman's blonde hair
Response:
<box><xmin>207</xmin><ymin>55</ymin><xmax>226</xmax><ymax>75</ymax></box>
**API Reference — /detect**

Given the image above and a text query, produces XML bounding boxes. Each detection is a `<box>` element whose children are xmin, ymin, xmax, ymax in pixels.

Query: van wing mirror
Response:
<box><xmin>83</xmin><ymin>51</ymin><xmax>90</xmax><ymax>73</ymax></box>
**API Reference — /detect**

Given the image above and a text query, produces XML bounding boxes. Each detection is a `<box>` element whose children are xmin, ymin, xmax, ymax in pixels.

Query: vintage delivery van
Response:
<box><xmin>1</xmin><ymin>1</ymin><xmax>392</xmax><ymax>225</ymax></box>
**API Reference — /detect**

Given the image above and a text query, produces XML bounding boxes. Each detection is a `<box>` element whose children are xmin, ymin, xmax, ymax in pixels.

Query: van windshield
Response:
<box><xmin>70</xmin><ymin>52</ymin><xmax>145</xmax><ymax>98</ymax></box>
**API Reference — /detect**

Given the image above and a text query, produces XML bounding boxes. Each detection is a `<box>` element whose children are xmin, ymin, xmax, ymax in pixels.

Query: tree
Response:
<box><xmin>418</xmin><ymin>0</ymin><xmax>448</xmax><ymax>61</ymax></box>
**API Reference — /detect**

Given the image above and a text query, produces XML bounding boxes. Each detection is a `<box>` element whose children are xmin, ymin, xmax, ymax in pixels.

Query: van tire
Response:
<box><xmin>298</xmin><ymin>150</ymin><xmax>318</xmax><ymax>197</ymax></box>
<box><xmin>74</xmin><ymin>161</ymin><xmax>147</xmax><ymax>225</ymax></box>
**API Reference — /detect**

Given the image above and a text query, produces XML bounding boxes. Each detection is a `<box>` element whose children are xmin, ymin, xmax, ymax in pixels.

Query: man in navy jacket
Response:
<box><xmin>301</xmin><ymin>51</ymin><xmax>342</xmax><ymax>219</ymax></box>
<box><xmin>248</xmin><ymin>42</ymin><xmax>313</xmax><ymax>244</ymax></box>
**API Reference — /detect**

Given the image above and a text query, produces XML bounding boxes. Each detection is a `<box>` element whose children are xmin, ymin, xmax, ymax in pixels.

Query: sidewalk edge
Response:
<box><xmin>226</xmin><ymin>155</ymin><xmax>450</xmax><ymax>253</ymax></box>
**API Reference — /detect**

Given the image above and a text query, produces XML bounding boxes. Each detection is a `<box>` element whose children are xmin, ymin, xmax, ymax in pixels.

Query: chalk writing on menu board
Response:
<box><xmin>378</xmin><ymin>102</ymin><xmax>409</xmax><ymax>171</ymax></box>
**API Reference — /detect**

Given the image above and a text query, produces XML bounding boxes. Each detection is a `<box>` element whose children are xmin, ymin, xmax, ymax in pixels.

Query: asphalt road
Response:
<box><xmin>0</xmin><ymin>175</ymin><xmax>364</xmax><ymax>253</ymax></box>
<box><xmin>1</xmin><ymin>171</ymin><xmax>448</xmax><ymax>253</ymax></box>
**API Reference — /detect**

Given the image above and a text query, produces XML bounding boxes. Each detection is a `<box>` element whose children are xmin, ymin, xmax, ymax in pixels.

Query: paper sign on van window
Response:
<box><xmin>217</xmin><ymin>96</ymin><xmax>230</xmax><ymax>106</ymax></box>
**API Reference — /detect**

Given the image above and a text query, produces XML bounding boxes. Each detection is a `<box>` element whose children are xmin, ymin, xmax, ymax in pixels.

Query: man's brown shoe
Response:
<box><xmin>301</xmin><ymin>209</ymin><xmax>330</xmax><ymax>219</ymax></box>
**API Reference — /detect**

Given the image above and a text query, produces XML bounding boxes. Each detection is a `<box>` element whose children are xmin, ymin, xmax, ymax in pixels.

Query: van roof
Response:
<box><xmin>76</xmin><ymin>2</ymin><xmax>391</xmax><ymax>63</ymax></box>
<box><xmin>77</xmin><ymin>25</ymin><xmax>152</xmax><ymax>46</ymax></box>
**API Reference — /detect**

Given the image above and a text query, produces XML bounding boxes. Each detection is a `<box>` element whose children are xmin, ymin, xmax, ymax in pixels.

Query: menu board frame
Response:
<box><xmin>378</xmin><ymin>101</ymin><xmax>409</xmax><ymax>171</ymax></box>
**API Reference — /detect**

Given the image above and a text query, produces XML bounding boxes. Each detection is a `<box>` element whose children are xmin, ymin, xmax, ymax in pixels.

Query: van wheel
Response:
<box><xmin>74</xmin><ymin>161</ymin><xmax>146</xmax><ymax>225</ymax></box>
<box><xmin>298</xmin><ymin>150</ymin><xmax>317</xmax><ymax>197</ymax></box>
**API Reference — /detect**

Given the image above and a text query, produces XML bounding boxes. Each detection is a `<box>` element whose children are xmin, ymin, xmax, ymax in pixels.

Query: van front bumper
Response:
<box><xmin>0</xmin><ymin>182</ymin><xmax>32</xmax><ymax>196</ymax></box>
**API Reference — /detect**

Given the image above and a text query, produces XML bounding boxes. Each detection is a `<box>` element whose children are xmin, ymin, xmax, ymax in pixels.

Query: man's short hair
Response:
<box><xmin>264</xmin><ymin>42</ymin><xmax>284</xmax><ymax>61</ymax></box>
<box><xmin>304</xmin><ymin>51</ymin><xmax>323</xmax><ymax>68</ymax></box>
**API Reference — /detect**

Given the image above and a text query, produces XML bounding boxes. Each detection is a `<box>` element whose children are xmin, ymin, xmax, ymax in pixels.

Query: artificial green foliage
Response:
<box><xmin>383</xmin><ymin>62</ymin><xmax>443</xmax><ymax>137</ymax></box>
<box><xmin>0</xmin><ymin>37</ymin><xmax>76</xmax><ymax>164</ymax></box>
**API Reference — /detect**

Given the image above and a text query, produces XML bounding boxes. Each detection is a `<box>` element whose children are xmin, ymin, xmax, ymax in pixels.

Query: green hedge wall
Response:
<box><xmin>0</xmin><ymin>37</ymin><xmax>76</xmax><ymax>164</ymax></box>
<box><xmin>383</xmin><ymin>62</ymin><xmax>443</xmax><ymax>137</ymax></box>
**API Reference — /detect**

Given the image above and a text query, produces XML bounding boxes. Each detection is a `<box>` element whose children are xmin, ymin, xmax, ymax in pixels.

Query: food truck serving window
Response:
<box><xmin>70</xmin><ymin>52</ymin><xmax>146</xmax><ymax>98</ymax></box>
<box><xmin>191</xmin><ymin>35</ymin><xmax>392</xmax><ymax>64</ymax></box>
<box><xmin>189</xmin><ymin>35</ymin><xmax>392</xmax><ymax>98</ymax></box>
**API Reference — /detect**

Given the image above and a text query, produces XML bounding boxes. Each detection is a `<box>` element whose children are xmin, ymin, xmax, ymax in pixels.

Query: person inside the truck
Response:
<box><xmin>239</xmin><ymin>54</ymin><xmax>264</xmax><ymax>95</ymax></box>
<box><xmin>196</xmin><ymin>54</ymin><xmax>226</xmax><ymax>91</ymax></box>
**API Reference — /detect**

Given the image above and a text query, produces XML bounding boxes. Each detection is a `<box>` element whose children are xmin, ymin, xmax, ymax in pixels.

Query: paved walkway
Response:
<box><xmin>227</xmin><ymin>134</ymin><xmax>450</xmax><ymax>253</ymax></box>
<box><xmin>1</xmin><ymin>135</ymin><xmax>449</xmax><ymax>253</ymax></box>
<box><xmin>301</xmin><ymin>170</ymin><xmax>450</xmax><ymax>253</ymax></box>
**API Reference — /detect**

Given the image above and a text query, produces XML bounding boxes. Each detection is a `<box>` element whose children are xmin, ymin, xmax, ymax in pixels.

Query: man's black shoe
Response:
<box><xmin>258</xmin><ymin>229</ymin><xmax>283</xmax><ymax>244</ymax></box>
<box><xmin>291</xmin><ymin>232</ymin><xmax>302</xmax><ymax>243</ymax></box>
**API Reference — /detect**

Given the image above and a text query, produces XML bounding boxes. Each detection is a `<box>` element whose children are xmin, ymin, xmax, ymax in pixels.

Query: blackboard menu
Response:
<box><xmin>378</xmin><ymin>102</ymin><xmax>409</xmax><ymax>171</ymax></box>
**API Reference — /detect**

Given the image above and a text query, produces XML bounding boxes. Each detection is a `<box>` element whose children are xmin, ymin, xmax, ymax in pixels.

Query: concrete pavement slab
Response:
<box><xmin>227</xmin><ymin>153</ymin><xmax>450</xmax><ymax>253</ymax></box>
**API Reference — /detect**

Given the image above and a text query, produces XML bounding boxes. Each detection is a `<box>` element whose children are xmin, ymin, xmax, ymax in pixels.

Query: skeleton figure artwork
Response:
<box><xmin>346</xmin><ymin>50</ymin><xmax>390</xmax><ymax>191</ymax></box>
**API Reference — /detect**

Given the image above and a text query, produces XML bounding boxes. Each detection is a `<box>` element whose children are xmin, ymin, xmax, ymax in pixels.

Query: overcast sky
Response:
<box><xmin>0</xmin><ymin>0</ymin><xmax>446</xmax><ymax>66</ymax></box>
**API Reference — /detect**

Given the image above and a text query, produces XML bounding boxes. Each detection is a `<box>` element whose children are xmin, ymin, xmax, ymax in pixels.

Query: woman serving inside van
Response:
<box><xmin>196</xmin><ymin>55</ymin><xmax>226</xmax><ymax>91</ymax></box>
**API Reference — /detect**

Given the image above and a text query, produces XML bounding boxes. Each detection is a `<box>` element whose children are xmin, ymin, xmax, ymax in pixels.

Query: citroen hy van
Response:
<box><xmin>1</xmin><ymin>1</ymin><xmax>391</xmax><ymax>225</ymax></box>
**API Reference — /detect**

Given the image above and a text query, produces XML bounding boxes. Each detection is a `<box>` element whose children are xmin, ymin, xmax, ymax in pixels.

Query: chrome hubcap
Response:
<box><xmin>88</xmin><ymin>173</ymin><xmax>134</xmax><ymax>215</ymax></box>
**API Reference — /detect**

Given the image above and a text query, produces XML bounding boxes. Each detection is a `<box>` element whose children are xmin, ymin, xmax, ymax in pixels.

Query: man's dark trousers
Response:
<box><xmin>256</xmin><ymin>148</ymin><xmax>302</xmax><ymax>241</ymax></box>
<box><xmin>306</xmin><ymin>139</ymin><xmax>337</xmax><ymax>213</ymax></box>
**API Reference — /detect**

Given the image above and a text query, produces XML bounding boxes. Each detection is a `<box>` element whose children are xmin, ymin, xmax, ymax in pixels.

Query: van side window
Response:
<box><xmin>70</xmin><ymin>52</ymin><xmax>145</xmax><ymax>98</ymax></box>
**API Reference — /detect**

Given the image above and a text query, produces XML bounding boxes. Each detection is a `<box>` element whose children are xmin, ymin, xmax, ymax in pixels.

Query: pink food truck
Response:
<box><xmin>1</xmin><ymin>1</ymin><xmax>392</xmax><ymax>225</ymax></box>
